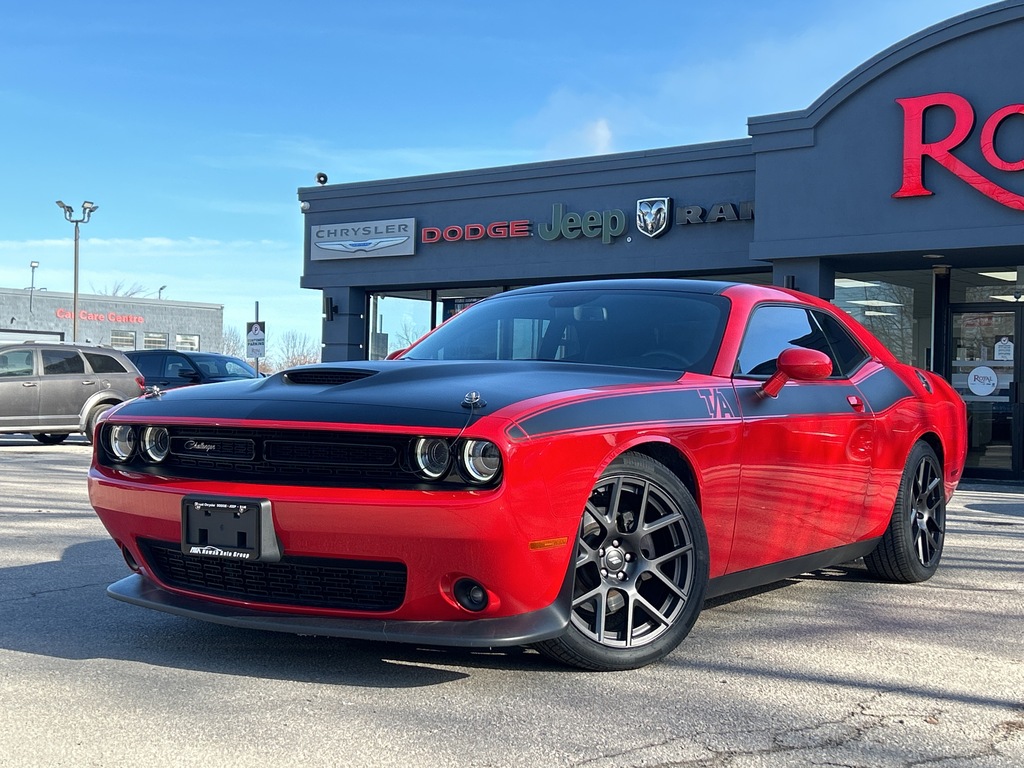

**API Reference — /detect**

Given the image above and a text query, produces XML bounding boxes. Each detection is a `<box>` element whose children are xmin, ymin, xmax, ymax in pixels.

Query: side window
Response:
<box><xmin>163</xmin><ymin>354</ymin><xmax>196</xmax><ymax>380</ymax></box>
<box><xmin>132</xmin><ymin>355</ymin><xmax>164</xmax><ymax>378</ymax></box>
<box><xmin>0</xmin><ymin>350</ymin><xmax>35</xmax><ymax>377</ymax></box>
<box><xmin>41</xmin><ymin>349</ymin><xmax>86</xmax><ymax>375</ymax></box>
<box><xmin>814</xmin><ymin>311</ymin><xmax>869</xmax><ymax>377</ymax></box>
<box><xmin>736</xmin><ymin>305</ymin><xmax>850</xmax><ymax>378</ymax></box>
<box><xmin>84</xmin><ymin>352</ymin><xmax>128</xmax><ymax>374</ymax></box>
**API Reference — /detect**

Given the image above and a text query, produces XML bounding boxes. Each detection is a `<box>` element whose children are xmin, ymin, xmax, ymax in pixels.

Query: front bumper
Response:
<box><xmin>108</xmin><ymin>570</ymin><xmax>571</xmax><ymax>647</ymax></box>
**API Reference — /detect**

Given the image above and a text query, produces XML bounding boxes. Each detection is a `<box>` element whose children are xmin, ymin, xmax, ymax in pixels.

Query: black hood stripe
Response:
<box><xmin>516</xmin><ymin>388</ymin><xmax>739</xmax><ymax>438</ymax></box>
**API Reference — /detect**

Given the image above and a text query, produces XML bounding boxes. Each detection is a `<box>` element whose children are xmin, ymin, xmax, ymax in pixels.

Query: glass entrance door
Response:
<box><xmin>950</xmin><ymin>307</ymin><xmax>1021</xmax><ymax>478</ymax></box>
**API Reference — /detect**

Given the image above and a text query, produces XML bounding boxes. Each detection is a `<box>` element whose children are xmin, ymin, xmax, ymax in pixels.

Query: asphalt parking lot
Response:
<box><xmin>0</xmin><ymin>434</ymin><xmax>1022</xmax><ymax>767</ymax></box>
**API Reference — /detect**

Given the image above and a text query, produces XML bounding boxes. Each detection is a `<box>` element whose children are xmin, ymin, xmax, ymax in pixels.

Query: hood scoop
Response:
<box><xmin>284</xmin><ymin>368</ymin><xmax>377</xmax><ymax>386</ymax></box>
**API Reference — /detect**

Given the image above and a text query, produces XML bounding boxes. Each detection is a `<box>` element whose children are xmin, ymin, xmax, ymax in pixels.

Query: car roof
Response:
<box><xmin>126</xmin><ymin>349</ymin><xmax>231</xmax><ymax>357</ymax></box>
<box><xmin>504</xmin><ymin>278</ymin><xmax>739</xmax><ymax>296</ymax></box>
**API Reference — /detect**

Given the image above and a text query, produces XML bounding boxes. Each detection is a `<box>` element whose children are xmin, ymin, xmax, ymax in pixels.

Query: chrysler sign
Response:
<box><xmin>311</xmin><ymin>218</ymin><xmax>416</xmax><ymax>260</ymax></box>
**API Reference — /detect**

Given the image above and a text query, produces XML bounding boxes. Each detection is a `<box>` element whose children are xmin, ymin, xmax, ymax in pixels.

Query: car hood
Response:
<box><xmin>112</xmin><ymin>360</ymin><xmax>681</xmax><ymax>430</ymax></box>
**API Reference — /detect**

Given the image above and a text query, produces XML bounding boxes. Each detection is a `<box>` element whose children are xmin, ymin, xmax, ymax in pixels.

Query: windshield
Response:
<box><xmin>403</xmin><ymin>288</ymin><xmax>729</xmax><ymax>373</ymax></box>
<box><xmin>190</xmin><ymin>354</ymin><xmax>257</xmax><ymax>379</ymax></box>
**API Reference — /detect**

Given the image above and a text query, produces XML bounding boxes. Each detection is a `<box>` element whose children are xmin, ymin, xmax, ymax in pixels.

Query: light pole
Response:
<box><xmin>55</xmin><ymin>200</ymin><xmax>98</xmax><ymax>342</ymax></box>
<box><xmin>28</xmin><ymin>261</ymin><xmax>39</xmax><ymax>312</ymax></box>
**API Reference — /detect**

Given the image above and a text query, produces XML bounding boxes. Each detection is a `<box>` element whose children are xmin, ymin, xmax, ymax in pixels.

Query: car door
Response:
<box><xmin>0</xmin><ymin>348</ymin><xmax>40</xmax><ymax>430</ymax></box>
<box><xmin>37</xmin><ymin>348</ymin><xmax>98</xmax><ymax>428</ymax></box>
<box><xmin>727</xmin><ymin>304</ymin><xmax>875</xmax><ymax>572</ymax></box>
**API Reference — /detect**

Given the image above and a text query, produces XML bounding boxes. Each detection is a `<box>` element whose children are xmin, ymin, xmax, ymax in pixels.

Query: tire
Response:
<box><xmin>864</xmin><ymin>441</ymin><xmax>945</xmax><ymax>583</ymax></box>
<box><xmin>535</xmin><ymin>452</ymin><xmax>709</xmax><ymax>671</ymax></box>
<box><xmin>84</xmin><ymin>403</ymin><xmax>113</xmax><ymax>445</ymax></box>
<box><xmin>33</xmin><ymin>433</ymin><xmax>70</xmax><ymax>445</ymax></box>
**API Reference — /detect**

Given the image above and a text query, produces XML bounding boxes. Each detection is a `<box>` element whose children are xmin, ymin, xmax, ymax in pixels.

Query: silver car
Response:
<box><xmin>0</xmin><ymin>342</ymin><xmax>145</xmax><ymax>444</ymax></box>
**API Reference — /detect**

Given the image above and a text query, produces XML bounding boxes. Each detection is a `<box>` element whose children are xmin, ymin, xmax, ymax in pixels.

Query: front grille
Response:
<box><xmin>139</xmin><ymin>539</ymin><xmax>406</xmax><ymax>611</ymax></box>
<box><xmin>97</xmin><ymin>425</ymin><xmax>496</xmax><ymax>490</ymax></box>
<box><xmin>171</xmin><ymin>436</ymin><xmax>255</xmax><ymax>460</ymax></box>
<box><xmin>107</xmin><ymin>426</ymin><xmax>432</xmax><ymax>488</ymax></box>
<box><xmin>263</xmin><ymin>439</ymin><xmax>396</xmax><ymax>466</ymax></box>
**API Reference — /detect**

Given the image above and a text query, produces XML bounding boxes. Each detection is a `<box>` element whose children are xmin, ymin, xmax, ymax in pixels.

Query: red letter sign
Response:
<box><xmin>894</xmin><ymin>92</ymin><xmax>1024</xmax><ymax>210</ymax></box>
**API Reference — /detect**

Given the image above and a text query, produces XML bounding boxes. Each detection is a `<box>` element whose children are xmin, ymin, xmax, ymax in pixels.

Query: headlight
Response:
<box><xmin>412</xmin><ymin>437</ymin><xmax>451</xmax><ymax>480</ymax></box>
<box><xmin>108</xmin><ymin>425</ymin><xmax>137</xmax><ymax>461</ymax></box>
<box><xmin>141</xmin><ymin>426</ymin><xmax>170</xmax><ymax>462</ymax></box>
<box><xmin>459</xmin><ymin>439</ymin><xmax>502</xmax><ymax>484</ymax></box>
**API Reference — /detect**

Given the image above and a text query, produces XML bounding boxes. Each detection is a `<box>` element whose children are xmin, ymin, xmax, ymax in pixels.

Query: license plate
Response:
<box><xmin>181</xmin><ymin>496</ymin><xmax>281</xmax><ymax>562</ymax></box>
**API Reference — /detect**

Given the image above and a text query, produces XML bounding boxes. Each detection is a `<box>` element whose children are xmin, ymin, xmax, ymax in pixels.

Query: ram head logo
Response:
<box><xmin>636</xmin><ymin>197</ymin><xmax>672</xmax><ymax>239</ymax></box>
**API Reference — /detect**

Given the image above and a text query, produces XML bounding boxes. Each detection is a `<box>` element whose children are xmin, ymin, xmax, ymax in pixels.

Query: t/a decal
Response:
<box><xmin>698</xmin><ymin>389</ymin><xmax>737</xmax><ymax>419</ymax></box>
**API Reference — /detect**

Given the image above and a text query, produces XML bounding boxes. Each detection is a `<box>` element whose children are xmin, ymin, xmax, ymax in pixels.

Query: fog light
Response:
<box><xmin>120</xmin><ymin>544</ymin><xmax>140</xmax><ymax>572</ymax></box>
<box><xmin>453</xmin><ymin>578</ymin><xmax>489</xmax><ymax>612</ymax></box>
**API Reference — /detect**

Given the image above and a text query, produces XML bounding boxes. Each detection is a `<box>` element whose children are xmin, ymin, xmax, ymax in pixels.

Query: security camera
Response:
<box><xmin>315</xmin><ymin>172</ymin><xmax>328</xmax><ymax>185</ymax></box>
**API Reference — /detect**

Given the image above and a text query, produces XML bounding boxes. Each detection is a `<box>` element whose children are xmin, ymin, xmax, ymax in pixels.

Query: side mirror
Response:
<box><xmin>178</xmin><ymin>368</ymin><xmax>201</xmax><ymax>381</ymax></box>
<box><xmin>758</xmin><ymin>347</ymin><xmax>833</xmax><ymax>399</ymax></box>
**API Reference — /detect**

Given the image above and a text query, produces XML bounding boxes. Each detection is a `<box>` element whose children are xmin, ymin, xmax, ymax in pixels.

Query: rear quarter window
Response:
<box><xmin>84</xmin><ymin>352</ymin><xmax>128</xmax><ymax>374</ymax></box>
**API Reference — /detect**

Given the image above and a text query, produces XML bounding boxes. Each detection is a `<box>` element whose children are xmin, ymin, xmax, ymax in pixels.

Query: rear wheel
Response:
<box><xmin>864</xmin><ymin>441</ymin><xmax>945</xmax><ymax>583</ymax></box>
<box><xmin>32</xmin><ymin>433</ymin><xmax>69</xmax><ymax>445</ymax></box>
<box><xmin>535</xmin><ymin>452</ymin><xmax>709</xmax><ymax>671</ymax></box>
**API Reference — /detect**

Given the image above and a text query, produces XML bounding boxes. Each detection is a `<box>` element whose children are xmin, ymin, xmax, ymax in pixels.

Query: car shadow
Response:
<box><xmin>0</xmin><ymin>540</ymin><xmax>570</xmax><ymax>687</ymax></box>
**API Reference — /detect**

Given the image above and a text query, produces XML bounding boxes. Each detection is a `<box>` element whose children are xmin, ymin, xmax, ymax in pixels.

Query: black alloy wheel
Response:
<box><xmin>536</xmin><ymin>452</ymin><xmax>709</xmax><ymax>671</ymax></box>
<box><xmin>864</xmin><ymin>441</ymin><xmax>945</xmax><ymax>583</ymax></box>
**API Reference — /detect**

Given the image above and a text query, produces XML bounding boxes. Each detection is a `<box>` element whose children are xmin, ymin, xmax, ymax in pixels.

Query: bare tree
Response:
<box><xmin>272</xmin><ymin>330</ymin><xmax>321</xmax><ymax>370</ymax></box>
<box><xmin>91</xmin><ymin>280</ymin><xmax>151</xmax><ymax>297</ymax></box>
<box><xmin>395</xmin><ymin>316</ymin><xmax>425</xmax><ymax>351</ymax></box>
<box><xmin>222</xmin><ymin>326</ymin><xmax>244</xmax><ymax>357</ymax></box>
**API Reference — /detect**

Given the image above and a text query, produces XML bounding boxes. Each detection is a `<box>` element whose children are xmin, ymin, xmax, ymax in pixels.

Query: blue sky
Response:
<box><xmin>0</xmin><ymin>0</ymin><xmax>991</xmax><ymax>353</ymax></box>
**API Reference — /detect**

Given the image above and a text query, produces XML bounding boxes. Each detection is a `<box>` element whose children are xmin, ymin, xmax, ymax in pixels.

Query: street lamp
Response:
<box><xmin>29</xmin><ymin>261</ymin><xmax>39</xmax><ymax>312</ymax></box>
<box><xmin>158</xmin><ymin>285</ymin><xmax>167</xmax><ymax>299</ymax></box>
<box><xmin>55</xmin><ymin>200</ymin><xmax>99</xmax><ymax>342</ymax></box>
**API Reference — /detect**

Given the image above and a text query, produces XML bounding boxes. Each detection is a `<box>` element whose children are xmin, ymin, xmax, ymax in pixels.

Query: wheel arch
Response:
<box><xmin>617</xmin><ymin>439</ymin><xmax>701</xmax><ymax>509</ymax></box>
<box><xmin>916</xmin><ymin>430</ymin><xmax>945</xmax><ymax>471</ymax></box>
<box><xmin>78</xmin><ymin>394</ymin><xmax>125</xmax><ymax>432</ymax></box>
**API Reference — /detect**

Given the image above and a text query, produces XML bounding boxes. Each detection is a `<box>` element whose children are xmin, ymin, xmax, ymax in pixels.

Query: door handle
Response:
<box><xmin>81</xmin><ymin>380</ymin><xmax>96</xmax><ymax>385</ymax></box>
<box><xmin>22</xmin><ymin>382</ymin><xmax>38</xmax><ymax>388</ymax></box>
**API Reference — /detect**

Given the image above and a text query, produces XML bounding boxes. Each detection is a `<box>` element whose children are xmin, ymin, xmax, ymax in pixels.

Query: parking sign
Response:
<box><xmin>246</xmin><ymin>321</ymin><xmax>266</xmax><ymax>358</ymax></box>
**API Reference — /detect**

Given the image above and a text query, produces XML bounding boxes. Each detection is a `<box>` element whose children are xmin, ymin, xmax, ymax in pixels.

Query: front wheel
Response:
<box><xmin>535</xmin><ymin>452</ymin><xmax>709</xmax><ymax>671</ymax></box>
<box><xmin>864</xmin><ymin>441</ymin><xmax>945</xmax><ymax>583</ymax></box>
<box><xmin>83</xmin><ymin>403</ymin><xmax>112</xmax><ymax>445</ymax></box>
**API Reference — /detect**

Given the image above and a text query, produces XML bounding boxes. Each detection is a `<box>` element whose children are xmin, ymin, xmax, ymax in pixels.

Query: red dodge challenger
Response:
<box><xmin>88</xmin><ymin>280</ymin><xmax>966</xmax><ymax>670</ymax></box>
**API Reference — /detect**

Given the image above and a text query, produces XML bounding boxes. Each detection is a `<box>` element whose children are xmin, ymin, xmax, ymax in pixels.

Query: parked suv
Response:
<box><xmin>124</xmin><ymin>350</ymin><xmax>258</xmax><ymax>390</ymax></box>
<box><xmin>0</xmin><ymin>342</ymin><xmax>145</xmax><ymax>444</ymax></box>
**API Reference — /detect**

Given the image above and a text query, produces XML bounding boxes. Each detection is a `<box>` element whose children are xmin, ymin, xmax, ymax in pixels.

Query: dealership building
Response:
<box><xmin>294</xmin><ymin>2</ymin><xmax>1022</xmax><ymax>480</ymax></box>
<box><xmin>0</xmin><ymin>287</ymin><xmax>223</xmax><ymax>352</ymax></box>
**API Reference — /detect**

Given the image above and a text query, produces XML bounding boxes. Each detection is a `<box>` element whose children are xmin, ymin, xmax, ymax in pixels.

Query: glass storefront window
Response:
<box><xmin>833</xmin><ymin>271</ymin><xmax>932</xmax><ymax>368</ymax></box>
<box><xmin>368</xmin><ymin>291</ymin><xmax>433</xmax><ymax>360</ymax></box>
<box><xmin>950</xmin><ymin>267</ymin><xmax>1024</xmax><ymax>304</ymax></box>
